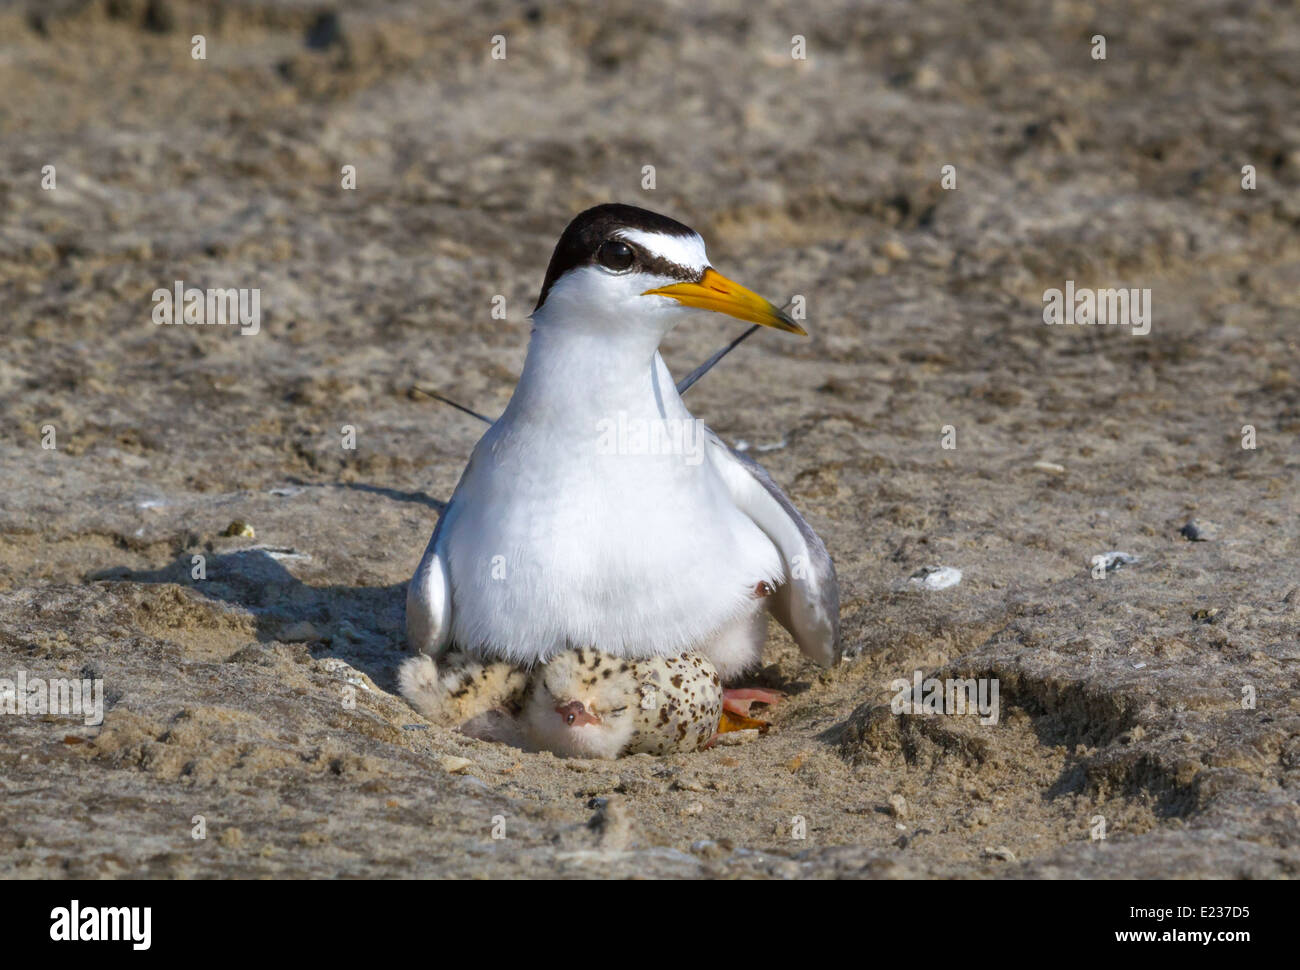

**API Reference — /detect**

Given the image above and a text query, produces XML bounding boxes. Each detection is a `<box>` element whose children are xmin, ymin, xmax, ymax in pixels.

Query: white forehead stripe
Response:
<box><xmin>617</xmin><ymin>229</ymin><xmax>710</xmax><ymax>275</ymax></box>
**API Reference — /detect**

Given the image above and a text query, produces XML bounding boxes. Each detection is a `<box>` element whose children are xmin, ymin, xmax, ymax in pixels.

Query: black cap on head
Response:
<box><xmin>534</xmin><ymin>203</ymin><xmax>700</xmax><ymax>311</ymax></box>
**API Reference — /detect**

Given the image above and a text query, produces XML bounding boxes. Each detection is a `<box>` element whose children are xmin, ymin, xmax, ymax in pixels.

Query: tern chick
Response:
<box><xmin>398</xmin><ymin>647</ymin><xmax>723</xmax><ymax>759</ymax></box>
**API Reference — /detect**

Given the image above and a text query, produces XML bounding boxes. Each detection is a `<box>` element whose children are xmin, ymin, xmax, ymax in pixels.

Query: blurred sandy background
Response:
<box><xmin>0</xmin><ymin>0</ymin><xmax>1297</xmax><ymax>877</ymax></box>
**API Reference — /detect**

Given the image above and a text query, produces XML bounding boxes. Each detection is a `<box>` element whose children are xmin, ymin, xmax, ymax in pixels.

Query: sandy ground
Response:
<box><xmin>1</xmin><ymin>0</ymin><xmax>1298</xmax><ymax>878</ymax></box>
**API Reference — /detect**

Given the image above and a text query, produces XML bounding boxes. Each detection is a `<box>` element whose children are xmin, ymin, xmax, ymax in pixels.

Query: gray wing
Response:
<box><xmin>406</xmin><ymin>501</ymin><xmax>454</xmax><ymax>657</ymax></box>
<box><xmin>706</xmin><ymin>433</ymin><xmax>841</xmax><ymax>667</ymax></box>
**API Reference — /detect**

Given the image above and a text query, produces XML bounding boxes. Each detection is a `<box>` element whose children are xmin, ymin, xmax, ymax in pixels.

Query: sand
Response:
<box><xmin>1</xmin><ymin>0</ymin><xmax>1297</xmax><ymax>878</ymax></box>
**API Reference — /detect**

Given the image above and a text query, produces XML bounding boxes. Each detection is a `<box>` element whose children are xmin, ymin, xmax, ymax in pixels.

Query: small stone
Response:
<box><xmin>280</xmin><ymin>621</ymin><xmax>322</xmax><ymax>643</ymax></box>
<box><xmin>142</xmin><ymin>0</ymin><xmax>174</xmax><ymax>34</ymax></box>
<box><xmin>1093</xmin><ymin>551</ymin><xmax>1139</xmax><ymax>573</ymax></box>
<box><xmin>615</xmin><ymin>774</ymin><xmax>668</xmax><ymax>796</ymax></box>
<box><xmin>334</xmin><ymin>620</ymin><xmax>367</xmax><ymax>644</ymax></box>
<box><xmin>223</xmin><ymin>520</ymin><xmax>255</xmax><ymax>538</ymax></box>
<box><xmin>1032</xmin><ymin>460</ymin><xmax>1066</xmax><ymax>474</ymax></box>
<box><xmin>218</xmin><ymin>827</ymin><xmax>244</xmax><ymax>848</ymax></box>
<box><xmin>982</xmin><ymin>845</ymin><xmax>1016</xmax><ymax>862</ymax></box>
<box><xmin>910</xmin><ymin>565</ymin><xmax>962</xmax><ymax>590</ymax></box>
<box><xmin>438</xmin><ymin>755</ymin><xmax>474</xmax><ymax>774</ymax></box>
<box><xmin>304</xmin><ymin>10</ymin><xmax>344</xmax><ymax>50</ymax></box>
<box><xmin>887</xmin><ymin>793</ymin><xmax>908</xmax><ymax>819</ymax></box>
<box><xmin>913</xmin><ymin>65</ymin><xmax>941</xmax><ymax>91</ymax></box>
<box><xmin>881</xmin><ymin>240</ymin><xmax>910</xmax><ymax>261</ymax></box>
<box><xmin>1180</xmin><ymin>519</ymin><xmax>1216</xmax><ymax>541</ymax></box>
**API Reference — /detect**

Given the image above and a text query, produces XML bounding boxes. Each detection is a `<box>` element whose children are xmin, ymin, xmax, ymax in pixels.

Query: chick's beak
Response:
<box><xmin>644</xmin><ymin>268</ymin><xmax>807</xmax><ymax>335</ymax></box>
<box><xmin>556</xmin><ymin>700</ymin><xmax>601</xmax><ymax>727</ymax></box>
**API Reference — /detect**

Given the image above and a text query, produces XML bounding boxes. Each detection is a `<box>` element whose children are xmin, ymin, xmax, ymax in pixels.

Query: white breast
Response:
<box><xmin>441</xmin><ymin>346</ymin><xmax>781</xmax><ymax>666</ymax></box>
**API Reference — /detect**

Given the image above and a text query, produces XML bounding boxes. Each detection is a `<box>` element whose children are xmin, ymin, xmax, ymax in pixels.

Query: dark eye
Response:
<box><xmin>597</xmin><ymin>239</ymin><xmax>634</xmax><ymax>272</ymax></box>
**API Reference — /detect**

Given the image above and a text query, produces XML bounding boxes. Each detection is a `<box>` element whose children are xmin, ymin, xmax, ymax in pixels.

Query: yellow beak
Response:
<box><xmin>644</xmin><ymin>268</ymin><xmax>806</xmax><ymax>335</ymax></box>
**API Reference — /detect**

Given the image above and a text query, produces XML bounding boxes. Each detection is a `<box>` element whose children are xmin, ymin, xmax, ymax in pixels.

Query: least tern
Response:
<box><xmin>407</xmin><ymin>203</ymin><xmax>840</xmax><ymax>693</ymax></box>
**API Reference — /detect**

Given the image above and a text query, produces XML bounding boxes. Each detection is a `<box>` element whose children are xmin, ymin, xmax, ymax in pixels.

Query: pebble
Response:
<box><xmin>981</xmin><ymin>845</ymin><xmax>1016</xmax><ymax>862</ymax></box>
<box><xmin>910</xmin><ymin>565</ymin><xmax>962</xmax><ymax>590</ymax></box>
<box><xmin>334</xmin><ymin>620</ymin><xmax>369</xmax><ymax>644</ymax></box>
<box><xmin>219</xmin><ymin>827</ymin><xmax>244</xmax><ymax>848</ymax></box>
<box><xmin>1180</xmin><ymin>519</ymin><xmax>1216</xmax><ymax>541</ymax></box>
<box><xmin>280</xmin><ymin>621</ymin><xmax>322</xmax><ymax>642</ymax></box>
<box><xmin>438</xmin><ymin>755</ymin><xmax>474</xmax><ymax>774</ymax></box>
<box><xmin>887</xmin><ymin>793</ymin><xmax>909</xmax><ymax>819</ymax></box>
<box><xmin>1032</xmin><ymin>460</ymin><xmax>1066</xmax><ymax>474</ymax></box>
<box><xmin>1092</xmin><ymin>551</ymin><xmax>1139</xmax><ymax>573</ymax></box>
<box><xmin>223</xmin><ymin>520</ymin><xmax>256</xmax><ymax>538</ymax></box>
<box><xmin>913</xmin><ymin>66</ymin><xmax>942</xmax><ymax>92</ymax></box>
<box><xmin>304</xmin><ymin>10</ymin><xmax>344</xmax><ymax>50</ymax></box>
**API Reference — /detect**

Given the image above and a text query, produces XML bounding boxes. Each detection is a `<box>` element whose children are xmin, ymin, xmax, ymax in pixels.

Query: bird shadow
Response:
<box><xmin>86</xmin><ymin>477</ymin><xmax>448</xmax><ymax>689</ymax></box>
<box><xmin>89</xmin><ymin>548</ymin><xmax>409</xmax><ymax>692</ymax></box>
<box><xmin>285</xmin><ymin>477</ymin><xmax>447</xmax><ymax>512</ymax></box>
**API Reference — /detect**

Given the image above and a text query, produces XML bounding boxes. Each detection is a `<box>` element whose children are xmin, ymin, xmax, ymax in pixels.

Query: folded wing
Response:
<box><xmin>406</xmin><ymin>503</ymin><xmax>454</xmax><ymax>657</ymax></box>
<box><xmin>706</xmin><ymin>434</ymin><xmax>841</xmax><ymax>666</ymax></box>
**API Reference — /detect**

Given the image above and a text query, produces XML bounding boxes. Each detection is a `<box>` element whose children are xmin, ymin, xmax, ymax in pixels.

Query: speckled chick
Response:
<box><xmin>521</xmin><ymin>648</ymin><xmax>723</xmax><ymax>758</ymax></box>
<box><xmin>398</xmin><ymin>647</ymin><xmax>723</xmax><ymax>758</ymax></box>
<box><xmin>397</xmin><ymin>650</ymin><xmax>529</xmax><ymax>745</ymax></box>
